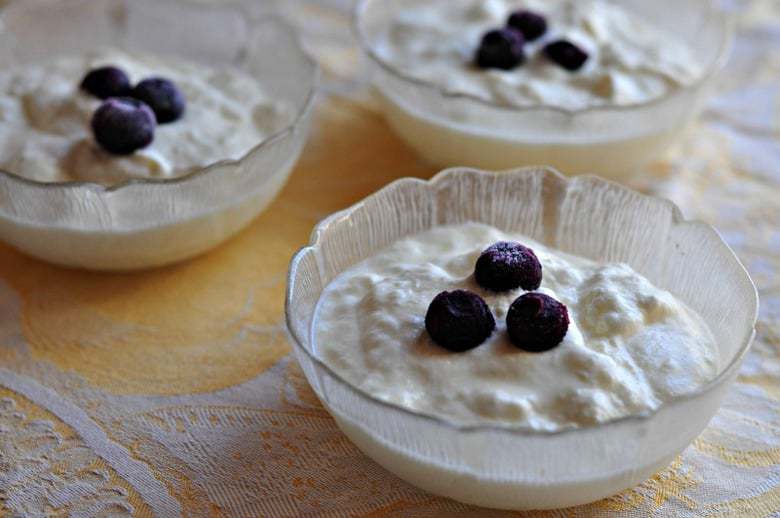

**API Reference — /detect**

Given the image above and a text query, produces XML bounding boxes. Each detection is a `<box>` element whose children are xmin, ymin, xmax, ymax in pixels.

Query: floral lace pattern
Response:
<box><xmin>0</xmin><ymin>390</ymin><xmax>148</xmax><ymax>517</ymax></box>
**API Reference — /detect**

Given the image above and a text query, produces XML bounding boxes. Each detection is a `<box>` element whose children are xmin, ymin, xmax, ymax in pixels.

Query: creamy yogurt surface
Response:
<box><xmin>372</xmin><ymin>0</ymin><xmax>703</xmax><ymax>110</ymax></box>
<box><xmin>315</xmin><ymin>222</ymin><xmax>719</xmax><ymax>430</ymax></box>
<box><xmin>0</xmin><ymin>49</ymin><xmax>289</xmax><ymax>185</ymax></box>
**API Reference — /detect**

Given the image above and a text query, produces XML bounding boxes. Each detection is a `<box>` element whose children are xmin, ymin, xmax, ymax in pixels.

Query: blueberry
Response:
<box><xmin>131</xmin><ymin>77</ymin><xmax>185</xmax><ymax>124</ymax></box>
<box><xmin>425</xmin><ymin>290</ymin><xmax>496</xmax><ymax>352</ymax></box>
<box><xmin>506</xmin><ymin>293</ymin><xmax>569</xmax><ymax>352</ymax></box>
<box><xmin>80</xmin><ymin>66</ymin><xmax>132</xmax><ymax>99</ymax></box>
<box><xmin>91</xmin><ymin>97</ymin><xmax>156</xmax><ymax>155</ymax></box>
<box><xmin>474</xmin><ymin>241</ymin><xmax>542</xmax><ymax>292</ymax></box>
<box><xmin>507</xmin><ymin>10</ymin><xmax>547</xmax><ymax>41</ymax></box>
<box><xmin>544</xmin><ymin>39</ymin><xmax>589</xmax><ymax>71</ymax></box>
<box><xmin>475</xmin><ymin>28</ymin><xmax>525</xmax><ymax>70</ymax></box>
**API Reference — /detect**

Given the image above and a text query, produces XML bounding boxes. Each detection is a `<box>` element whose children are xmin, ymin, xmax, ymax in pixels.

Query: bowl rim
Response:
<box><xmin>286</xmin><ymin>166</ymin><xmax>759</xmax><ymax>437</ymax></box>
<box><xmin>0</xmin><ymin>0</ymin><xmax>320</xmax><ymax>193</ymax></box>
<box><xmin>353</xmin><ymin>0</ymin><xmax>735</xmax><ymax>117</ymax></box>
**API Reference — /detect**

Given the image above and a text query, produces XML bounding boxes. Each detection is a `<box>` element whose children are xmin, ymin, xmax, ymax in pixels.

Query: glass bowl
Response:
<box><xmin>355</xmin><ymin>0</ymin><xmax>733</xmax><ymax>179</ymax></box>
<box><xmin>0</xmin><ymin>0</ymin><xmax>318</xmax><ymax>270</ymax></box>
<box><xmin>286</xmin><ymin>167</ymin><xmax>758</xmax><ymax>510</ymax></box>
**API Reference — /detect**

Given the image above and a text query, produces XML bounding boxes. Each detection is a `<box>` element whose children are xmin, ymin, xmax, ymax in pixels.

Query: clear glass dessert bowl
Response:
<box><xmin>286</xmin><ymin>167</ymin><xmax>758</xmax><ymax>510</ymax></box>
<box><xmin>0</xmin><ymin>0</ymin><xmax>318</xmax><ymax>270</ymax></box>
<box><xmin>355</xmin><ymin>0</ymin><xmax>733</xmax><ymax>180</ymax></box>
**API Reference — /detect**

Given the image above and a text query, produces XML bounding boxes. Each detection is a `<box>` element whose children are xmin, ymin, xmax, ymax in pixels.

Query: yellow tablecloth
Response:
<box><xmin>1</xmin><ymin>1</ymin><xmax>779</xmax><ymax>516</ymax></box>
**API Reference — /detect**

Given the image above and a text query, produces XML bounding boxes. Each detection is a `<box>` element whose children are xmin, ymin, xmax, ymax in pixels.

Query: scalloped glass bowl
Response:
<box><xmin>355</xmin><ymin>0</ymin><xmax>733</xmax><ymax>179</ymax></box>
<box><xmin>286</xmin><ymin>167</ymin><xmax>757</xmax><ymax>510</ymax></box>
<box><xmin>0</xmin><ymin>0</ymin><xmax>318</xmax><ymax>270</ymax></box>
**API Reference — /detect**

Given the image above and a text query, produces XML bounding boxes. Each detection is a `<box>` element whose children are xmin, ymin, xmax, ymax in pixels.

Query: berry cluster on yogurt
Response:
<box><xmin>80</xmin><ymin>66</ymin><xmax>186</xmax><ymax>155</ymax></box>
<box><xmin>425</xmin><ymin>241</ymin><xmax>569</xmax><ymax>353</ymax></box>
<box><xmin>316</xmin><ymin>222</ymin><xmax>719</xmax><ymax>428</ymax></box>
<box><xmin>476</xmin><ymin>9</ymin><xmax>589</xmax><ymax>71</ymax></box>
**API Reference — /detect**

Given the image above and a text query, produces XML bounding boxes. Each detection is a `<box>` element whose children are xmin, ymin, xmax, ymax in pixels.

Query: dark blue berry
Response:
<box><xmin>475</xmin><ymin>28</ymin><xmax>525</xmax><ymax>70</ymax></box>
<box><xmin>80</xmin><ymin>66</ymin><xmax>132</xmax><ymax>99</ymax></box>
<box><xmin>131</xmin><ymin>77</ymin><xmax>185</xmax><ymax>124</ymax></box>
<box><xmin>507</xmin><ymin>10</ymin><xmax>547</xmax><ymax>41</ymax></box>
<box><xmin>544</xmin><ymin>39</ymin><xmax>589</xmax><ymax>71</ymax></box>
<box><xmin>506</xmin><ymin>293</ymin><xmax>569</xmax><ymax>352</ymax></box>
<box><xmin>425</xmin><ymin>290</ymin><xmax>495</xmax><ymax>352</ymax></box>
<box><xmin>475</xmin><ymin>241</ymin><xmax>542</xmax><ymax>292</ymax></box>
<box><xmin>91</xmin><ymin>97</ymin><xmax>156</xmax><ymax>155</ymax></box>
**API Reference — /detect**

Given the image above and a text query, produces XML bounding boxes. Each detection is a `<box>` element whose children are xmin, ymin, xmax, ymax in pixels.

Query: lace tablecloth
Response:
<box><xmin>1</xmin><ymin>1</ymin><xmax>779</xmax><ymax>516</ymax></box>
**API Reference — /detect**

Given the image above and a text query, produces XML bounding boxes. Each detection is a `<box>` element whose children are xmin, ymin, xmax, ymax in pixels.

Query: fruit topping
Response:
<box><xmin>425</xmin><ymin>289</ymin><xmax>496</xmax><ymax>351</ymax></box>
<box><xmin>91</xmin><ymin>97</ymin><xmax>156</xmax><ymax>155</ymax></box>
<box><xmin>506</xmin><ymin>293</ymin><xmax>569</xmax><ymax>351</ymax></box>
<box><xmin>475</xmin><ymin>241</ymin><xmax>542</xmax><ymax>292</ymax></box>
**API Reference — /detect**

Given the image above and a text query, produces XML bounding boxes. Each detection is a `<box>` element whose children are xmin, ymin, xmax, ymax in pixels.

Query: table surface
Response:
<box><xmin>1</xmin><ymin>1</ymin><xmax>779</xmax><ymax>516</ymax></box>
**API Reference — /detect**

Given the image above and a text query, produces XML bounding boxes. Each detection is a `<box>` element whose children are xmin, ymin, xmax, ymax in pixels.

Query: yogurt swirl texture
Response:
<box><xmin>315</xmin><ymin>222</ymin><xmax>719</xmax><ymax>430</ymax></box>
<box><xmin>372</xmin><ymin>0</ymin><xmax>703</xmax><ymax>110</ymax></box>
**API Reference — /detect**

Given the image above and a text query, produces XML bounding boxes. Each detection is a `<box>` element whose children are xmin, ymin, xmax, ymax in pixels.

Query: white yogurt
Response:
<box><xmin>315</xmin><ymin>222</ymin><xmax>718</xmax><ymax>430</ymax></box>
<box><xmin>374</xmin><ymin>0</ymin><xmax>702</xmax><ymax>110</ymax></box>
<box><xmin>360</xmin><ymin>0</ymin><xmax>722</xmax><ymax>177</ymax></box>
<box><xmin>0</xmin><ymin>49</ymin><xmax>290</xmax><ymax>185</ymax></box>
